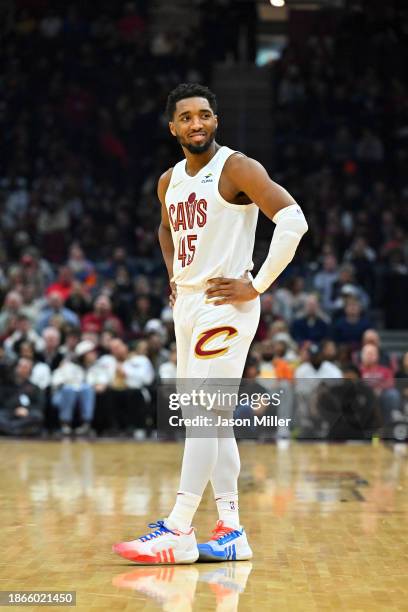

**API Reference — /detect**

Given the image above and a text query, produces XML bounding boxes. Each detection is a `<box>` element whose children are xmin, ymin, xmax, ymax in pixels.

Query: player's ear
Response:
<box><xmin>169</xmin><ymin>121</ymin><xmax>176</xmax><ymax>137</ymax></box>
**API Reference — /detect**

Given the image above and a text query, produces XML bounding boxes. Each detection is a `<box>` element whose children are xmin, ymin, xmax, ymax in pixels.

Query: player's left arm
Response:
<box><xmin>206</xmin><ymin>155</ymin><xmax>308</xmax><ymax>305</ymax></box>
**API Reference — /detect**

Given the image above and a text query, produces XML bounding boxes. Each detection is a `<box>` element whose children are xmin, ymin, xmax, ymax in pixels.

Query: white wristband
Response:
<box><xmin>252</xmin><ymin>204</ymin><xmax>308</xmax><ymax>294</ymax></box>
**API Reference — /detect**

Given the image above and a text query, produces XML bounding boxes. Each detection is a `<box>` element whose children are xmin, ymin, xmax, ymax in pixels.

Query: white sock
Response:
<box><xmin>179</xmin><ymin>436</ymin><xmax>218</xmax><ymax>495</ymax></box>
<box><xmin>215</xmin><ymin>492</ymin><xmax>240</xmax><ymax>529</ymax></box>
<box><xmin>210</xmin><ymin>432</ymin><xmax>241</xmax><ymax>529</ymax></box>
<box><xmin>166</xmin><ymin>406</ymin><xmax>219</xmax><ymax>533</ymax></box>
<box><xmin>166</xmin><ymin>491</ymin><xmax>201</xmax><ymax>532</ymax></box>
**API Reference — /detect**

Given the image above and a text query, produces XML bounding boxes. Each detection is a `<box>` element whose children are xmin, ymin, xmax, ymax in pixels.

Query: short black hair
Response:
<box><xmin>342</xmin><ymin>363</ymin><xmax>361</xmax><ymax>378</ymax></box>
<box><xmin>166</xmin><ymin>83</ymin><xmax>217</xmax><ymax>120</ymax></box>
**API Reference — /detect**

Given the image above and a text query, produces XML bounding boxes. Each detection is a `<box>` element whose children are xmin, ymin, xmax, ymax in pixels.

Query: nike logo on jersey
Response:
<box><xmin>172</xmin><ymin>180</ymin><xmax>184</xmax><ymax>189</ymax></box>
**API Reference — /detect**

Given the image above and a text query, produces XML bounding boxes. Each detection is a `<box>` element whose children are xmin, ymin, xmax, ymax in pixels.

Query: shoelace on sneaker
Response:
<box><xmin>210</xmin><ymin>520</ymin><xmax>238</xmax><ymax>543</ymax></box>
<box><xmin>139</xmin><ymin>520</ymin><xmax>176</xmax><ymax>542</ymax></box>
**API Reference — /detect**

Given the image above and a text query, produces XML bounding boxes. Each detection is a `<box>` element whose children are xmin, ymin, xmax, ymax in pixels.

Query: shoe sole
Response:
<box><xmin>113</xmin><ymin>545</ymin><xmax>199</xmax><ymax>565</ymax></box>
<box><xmin>198</xmin><ymin>544</ymin><xmax>253</xmax><ymax>562</ymax></box>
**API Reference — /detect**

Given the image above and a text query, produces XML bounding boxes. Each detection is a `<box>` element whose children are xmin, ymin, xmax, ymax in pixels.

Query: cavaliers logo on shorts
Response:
<box><xmin>194</xmin><ymin>326</ymin><xmax>238</xmax><ymax>359</ymax></box>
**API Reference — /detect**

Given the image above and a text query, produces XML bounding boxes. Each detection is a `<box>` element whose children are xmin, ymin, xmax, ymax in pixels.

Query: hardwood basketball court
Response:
<box><xmin>1</xmin><ymin>440</ymin><xmax>407</xmax><ymax>611</ymax></box>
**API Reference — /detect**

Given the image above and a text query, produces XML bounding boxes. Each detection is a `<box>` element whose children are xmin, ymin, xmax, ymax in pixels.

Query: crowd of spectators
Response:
<box><xmin>270</xmin><ymin>1</ymin><xmax>408</xmax><ymax>330</ymax></box>
<box><xmin>0</xmin><ymin>1</ymin><xmax>407</xmax><ymax>439</ymax></box>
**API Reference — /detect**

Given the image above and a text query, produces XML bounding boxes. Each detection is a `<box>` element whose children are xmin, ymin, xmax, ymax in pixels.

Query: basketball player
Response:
<box><xmin>113</xmin><ymin>83</ymin><xmax>308</xmax><ymax>564</ymax></box>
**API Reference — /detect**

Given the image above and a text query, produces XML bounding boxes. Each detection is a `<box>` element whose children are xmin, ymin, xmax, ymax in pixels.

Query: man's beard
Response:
<box><xmin>177</xmin><ymin>128</ymin><xmax>217</xmax><ymax>154</ymax></box>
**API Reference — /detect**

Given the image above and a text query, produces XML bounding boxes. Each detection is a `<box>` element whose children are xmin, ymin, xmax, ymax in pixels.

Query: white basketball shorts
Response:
<box><xmin>173</xmin><ymin>289</ymin><xmax>260</xmax><ymax>380</ymax></box>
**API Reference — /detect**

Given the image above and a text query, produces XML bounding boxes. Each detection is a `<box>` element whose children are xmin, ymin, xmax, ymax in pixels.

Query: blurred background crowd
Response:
<box><xmin>0</xmin><ymin>0</ymin><xmax>407</xmax><ymax>440</ymax></box>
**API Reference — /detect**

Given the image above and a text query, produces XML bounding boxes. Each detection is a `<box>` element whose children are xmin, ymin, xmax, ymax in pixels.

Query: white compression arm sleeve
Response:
<box><xmin>252</xmin><ymin>204</ymin><xmax>308</xmax><ymax>294</ymax></box>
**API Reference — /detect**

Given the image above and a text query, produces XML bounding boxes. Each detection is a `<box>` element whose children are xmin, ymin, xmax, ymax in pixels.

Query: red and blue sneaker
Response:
<box><xmin>113</xmin><ymin>520</ymin><xmax>199</xmax><ymax>565</ymax></box>
<box><xmin>197</xmin><ymin>520</ymin><xmax>252</xmax><ymax>561</ymax></box>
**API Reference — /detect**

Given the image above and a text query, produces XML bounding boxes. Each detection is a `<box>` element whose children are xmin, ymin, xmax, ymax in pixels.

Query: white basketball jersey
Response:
<box><xmin>165</xmin><ymin>146</ymin><xmax>259</xmax><ymax>289</ymax></box>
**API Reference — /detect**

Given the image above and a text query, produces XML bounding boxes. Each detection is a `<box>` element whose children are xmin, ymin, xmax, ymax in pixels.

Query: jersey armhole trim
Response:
<box><xmin>163</xmin><ymin>167</ymin><xmax>175</xmax><ymax>202</ymax></box>
<box><xmin>214</xmin><ymin>151</ymin><xmax>257</xmax><ymax>212</ymax></box>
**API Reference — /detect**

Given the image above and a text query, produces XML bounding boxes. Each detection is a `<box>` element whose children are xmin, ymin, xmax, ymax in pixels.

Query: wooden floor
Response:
<box><xmin>0</xmin><ymin>440</ymin><xmax>407</xmax><ymax>612</ymax></box>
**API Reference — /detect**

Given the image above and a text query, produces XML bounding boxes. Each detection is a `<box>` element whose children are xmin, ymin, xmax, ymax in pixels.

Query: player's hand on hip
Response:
<box><xmin>206</xmin><ymin>277</ymin><xmax>259</xmax><ymax>305</ymax></box>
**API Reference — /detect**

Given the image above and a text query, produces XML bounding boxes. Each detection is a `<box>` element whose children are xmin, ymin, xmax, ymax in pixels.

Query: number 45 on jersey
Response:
<box><xmin>178</xmin><ymin>234</ymin><xmax>197</xmax><ymax>267</ymax></box>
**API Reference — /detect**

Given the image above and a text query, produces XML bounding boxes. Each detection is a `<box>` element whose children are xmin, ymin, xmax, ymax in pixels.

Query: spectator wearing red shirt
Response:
<box><xmin>46</xmin><ymin>267</ymin><xmax>74</xmax><ymax>301</ymax></box>
<box><xmin>81</xmin><ymin>295</ymin><xmax>124</xmax><ymax>337</ymax></box>
<box><xmin>255</xmin><ymin>293</ymin><xmax>281</xmax><ymax>341</ymax></box>
<box><xmin>360</xmin><ymin>344</ymin><xmax>394</xmax><ymax>392</ymax></box>
<box><xmin>117</xmin><ymin>3</ymin><xmax>145</xmax><ymax>41</ymax></box>
<box><xmin>99</xmin><ymin>110</ymin><xmax>129</xmax><ymax>168</ymax></box>
<box><xmin>63</xmin><ymin>83</ymin><xmax>94</xmax><ymax>127</ymax></box>
<box><xmin>356</xmin><ymin>329</ymin><xmax>393</xmax><ymax>368</ymax></box>
<box><xmin>360</xmin><ymin>344</ymin><xmax>400</xmax><ymax>425</ymax></box>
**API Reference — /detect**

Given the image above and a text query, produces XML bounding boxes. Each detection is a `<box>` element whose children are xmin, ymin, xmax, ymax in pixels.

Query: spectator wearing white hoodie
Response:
<box><xmin>51</xmin><ymin>340</ymin><xmax>98</xmax><ymax>436</ymax></box>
